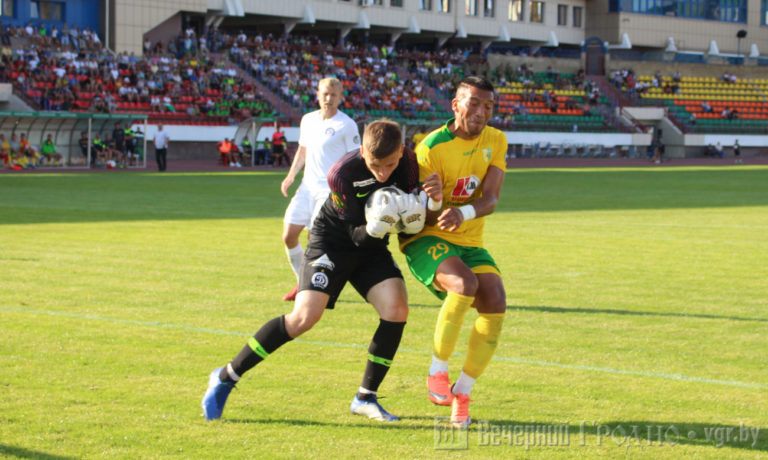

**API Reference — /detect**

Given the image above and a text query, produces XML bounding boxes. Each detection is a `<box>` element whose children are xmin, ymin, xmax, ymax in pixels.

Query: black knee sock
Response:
<box><xmin>222</xmin><ymin>315</ymin><xmax>293</xmax><ymax>382</ymax></box>
<box><xmin>358</xmin><ymin>319</ymin><xmax>406</xmax><ymax>399</ymax></box>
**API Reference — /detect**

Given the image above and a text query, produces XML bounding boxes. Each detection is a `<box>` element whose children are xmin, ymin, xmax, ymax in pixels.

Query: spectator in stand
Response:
<box><xmin>40</xmin><ymin>134</ymin><xmax>63</xmax><ymax>166</ymax></box>
<box><xmin>701</xmin><ymin>101</ymin><xmax>713</xmax><ymax>113</ymax></box>
<box><xmin>689</xmin><ymin>112</ymin><xmax>697</xmax><ymax>126</ymax></box>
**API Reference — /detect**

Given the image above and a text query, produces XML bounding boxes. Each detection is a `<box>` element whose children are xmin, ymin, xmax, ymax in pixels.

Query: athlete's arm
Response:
<box><xmin>327</xmin><ymin>163</ymin><xmax>386</xmax><ymax>248</ymax></box>
<box><xmin>437</xmin><ymin>165</ymin><xmax>505</xmax><ymax>232</ymax></box>
<box><xmin>422</xmin><ymin>172</ymin><xmax>443</xmax><ymax>226</ymax></box>
<box><xmin>280</xmin><ymin>145</ymin><xmax>306</xmax><ymax>197</ymax></box>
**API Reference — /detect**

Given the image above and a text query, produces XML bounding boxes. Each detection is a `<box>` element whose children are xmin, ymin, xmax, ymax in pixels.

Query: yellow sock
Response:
<box><xmin>433</xmin><ymin>292</ymin><xmax>474</xmax><ymax>361</ymax></box>
<box><xmin>463</xmin><ymin>313</ymin><xmax>505</xmax><ymax>379</ymax></box>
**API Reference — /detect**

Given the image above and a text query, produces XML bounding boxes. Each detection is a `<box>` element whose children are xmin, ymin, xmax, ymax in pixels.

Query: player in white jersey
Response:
<box><xmin>280</xmin><ymin>77</ymin><xmax>361</xmax><ymax>300</ymax></box>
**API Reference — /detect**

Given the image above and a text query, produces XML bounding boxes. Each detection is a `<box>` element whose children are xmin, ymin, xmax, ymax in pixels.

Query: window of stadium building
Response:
<box><xmin>484</xmin><ymin>0</ymin><xmax>495</xmax><ymax>16</ymax></box>
<box><xmin>421</xmin><ymin>0</ymin><xmax>432</xmax><ymax>10</ymax></box>
<box><xmin>509</xmin><ymin>0</ymin><xmax>525</xmax><ymax>20</ymax></box>
<box><xmin>558</xmin><ymin>4</ymin><xmax>568</xmax><ymax>24</ymax></box>
<box><xmin>391</xmin><ymin>0</ymin><xmax>403</xmax><ymax>6</ymax></box>
<box><xmin>1</xmin><ymin>0</ymin><xmax>13</xmax><ymax>17</ymax></box>
<box><xmin>530</xmin><ymin>0</ymin><xmax>545</xmax><ymax>22</ymax></box>
<box><xmin>466</xmin><ymin>0</ymin><xmax>478</xmax><ymax>15</ymax></box>
<box><xmin>440</xmin><ymin>0</ymin><xmax>451</xmax><ymax>12</ymax></box>
<box><xmin>610</xmin><ymin>0</ymin><xmax>746</xmax><ymax>22</ymax></box>
<box><xmin>763</xmin><ymin>0</ymin><xmax>768</xmax><ymax>24</ymax></box>
<box><xmin>30</xmin><ymin>1</ymin><xmax>63</xmax><ymax>21</ymax></box>
<box><xmin>573</xmin><ymin>5</ymin><xmax>583</xmax><ymax>26</ymax></box>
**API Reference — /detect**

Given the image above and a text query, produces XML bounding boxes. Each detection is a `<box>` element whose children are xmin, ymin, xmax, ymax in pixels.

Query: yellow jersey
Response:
<box><xmin>406</xmin><ymin>119</ymin><xmax>507</xmax><ymax>248</ymax></box>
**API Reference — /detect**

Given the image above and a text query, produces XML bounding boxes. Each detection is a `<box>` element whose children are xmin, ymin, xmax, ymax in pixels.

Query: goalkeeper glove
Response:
<box><xmin>365</xmin><ymin>193</ymin><xmax>399</xmax><ymax>238</ymax></box>
<box><xmin>395</xmin><ymin>192</ymin><xmax>426</xmax><ymax>234</ymax></box>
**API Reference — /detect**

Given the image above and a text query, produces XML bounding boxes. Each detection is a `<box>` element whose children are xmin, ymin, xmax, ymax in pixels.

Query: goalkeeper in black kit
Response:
<box><xmin>202</xmin><ymin>119</ymin><xmax>440</xmax><ymax>422</ymax></box>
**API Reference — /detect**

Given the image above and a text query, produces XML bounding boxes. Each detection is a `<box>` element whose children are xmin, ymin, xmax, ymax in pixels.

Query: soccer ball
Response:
<box><xmin>364</xmin><ymin>186</ymin><xmax>406</xmax><ymax>233</ymax></box>
<box><xmin>106</xmin><ymin>160</ymin><xmax>116</xmax><ymax>169</ymax></box>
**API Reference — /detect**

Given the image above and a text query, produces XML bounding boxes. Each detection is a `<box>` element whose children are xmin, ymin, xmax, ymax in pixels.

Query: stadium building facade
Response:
<box><xmin>99</xmin><ymin>0</ymin><xmax>768</xmax><ymax>58</ymax></box>
<box><xmin>2</xmin><ymin>1</ymin><xmax>764</xmax><ymax>59</ymax></box>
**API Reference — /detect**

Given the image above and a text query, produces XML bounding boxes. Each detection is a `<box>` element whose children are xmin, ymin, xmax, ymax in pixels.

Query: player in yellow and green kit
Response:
<box><xmin>401</xmin><ymin>76</ymin><xmax>507</xmax><ymax>427</ymax></box>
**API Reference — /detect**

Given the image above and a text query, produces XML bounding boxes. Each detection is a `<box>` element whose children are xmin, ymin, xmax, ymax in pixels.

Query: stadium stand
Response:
<box><xmin>616</xmin><ymin>72</ymin><xmax>768</xmax><ymax>134</ymax></box>
<box><xmin>227</xmin><ymin>32</ymin><xmax>453</xmax><ymax>126</ymax></box>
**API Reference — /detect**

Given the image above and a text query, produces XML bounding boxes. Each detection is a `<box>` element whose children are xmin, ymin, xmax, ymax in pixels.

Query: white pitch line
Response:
<box><xmin>2</xmin><ymin>305</ymin><xmax>767</xmax><ymax>391</ymax></box>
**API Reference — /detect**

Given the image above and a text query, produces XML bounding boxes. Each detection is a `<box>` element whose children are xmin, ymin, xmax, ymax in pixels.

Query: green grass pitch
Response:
<box><xmin>1</xmin><ymin>166</ymin><xmax>767</xmax><ymax>459</ymax></box>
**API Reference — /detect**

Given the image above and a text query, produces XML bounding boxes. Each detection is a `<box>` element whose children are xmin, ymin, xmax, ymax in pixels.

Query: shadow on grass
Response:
<box><xmin>507</xmin><ymin>304</ymin><xmax>768</xmax><ymax>323</ymax></box>
<box><xmin>224</xmin><ymin>415</ymin><xmax>438</xmax><ymax>432</ymax></box>
<box><xmin>2</xmin><ymin>168</ymin><xmax>768</xmax><ymax>225</ymax></box>
<box><xmin>0</xmin><ymin>444</ymin><xmax>78</xmax><ymax>460</ymax></box>
<box><xmin>399</xmin><ymin>301</ymin><xmax>768</xmax><ymax>323</ymax></box>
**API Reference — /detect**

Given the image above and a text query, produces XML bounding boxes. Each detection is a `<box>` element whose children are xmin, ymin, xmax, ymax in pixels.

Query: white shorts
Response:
<box><xmin>283</xmin><ymin>183</ymin><xmax>330</xmax><ymax>230</ymax></box>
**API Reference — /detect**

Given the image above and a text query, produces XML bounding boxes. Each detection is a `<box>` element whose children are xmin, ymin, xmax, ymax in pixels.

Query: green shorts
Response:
<box><xmin>402</xmin><ymin>235</ymin><xmax>500</xmax><ymax>300</ymax></box>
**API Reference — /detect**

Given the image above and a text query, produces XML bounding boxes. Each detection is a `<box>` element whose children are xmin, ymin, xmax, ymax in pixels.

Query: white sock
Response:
<box><xmin>285</xmin><ymin>244</ymin><xmax>303</xmax><ymax>280</ymax></box>
<box><xmin>358</xmin><ymin>387</ymin><xmax>376</xmax><ymax>396</ymax></box>
<box><xmin>225</xmin><ymin>363</ymin><xmax>240</xmax><ymax>382</ymax></box>
<box><xmin>429</xmin><ymin>356</ymin><xmax>449</xmax><ymax>376</ymax></box>
<box><xmin>452</xmin><ymin>371</ymin><xmax>476</xmax><ymax>396</ymax></box>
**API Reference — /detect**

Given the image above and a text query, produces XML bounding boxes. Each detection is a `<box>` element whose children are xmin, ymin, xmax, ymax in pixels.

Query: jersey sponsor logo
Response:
<box><xmin>450</xmin><ymin>175</ymin><xmax>481</xmax><ymax>202</ymax></box>
<box><xmin>324</xmin><ymin>127</ymin><xmax>336</xmax><ymax>137</ymax></box>
<box><xmin>353</xmin><ymin>178</ymin><xmax>376</xmax><ymax>188</ymax></box>
<box><xmin>356</xmin><ymin>191</ymin><xmax>371</xmax><ymax>198</ymax></box>
<box><xmin>311</xmin><ymin>272</ymin><xmax>329</xmax><ymax>289</ymax></box>
<box><xmin>311</xmin><ymin>254</ymin><xmax>335</xmax><ymax>271</ymax></box>
<box><xmin>462</xmin><ymin>150</ymin><xmax>473</xmax><ymax>156</ymax></box>
<box><xmin>331</xmin><ymin>191</ymin><xmax>346</xmax><ymax>209</ymax></box>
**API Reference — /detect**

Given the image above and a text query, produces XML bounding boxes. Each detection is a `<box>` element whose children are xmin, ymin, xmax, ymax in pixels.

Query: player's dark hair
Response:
<box><xmin>363</xmin><ymin>119</ymin><xmax>402</xmax><ymax>159</ymax></box>
<box><xmin>456</xmin><ymin>75</ymin><xmax>495</xmax><ymax>95</ymax></box>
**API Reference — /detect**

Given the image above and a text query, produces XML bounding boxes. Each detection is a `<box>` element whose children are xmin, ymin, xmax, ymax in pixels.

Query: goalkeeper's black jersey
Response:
<box><xmin>311</xmin><ymin>147</ymin><xmax>419</xmax><ymax>251</ymax></box>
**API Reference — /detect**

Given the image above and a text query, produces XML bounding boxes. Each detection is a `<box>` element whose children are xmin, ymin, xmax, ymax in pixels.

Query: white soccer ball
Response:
<box><xmin>365</xmin><ymin>186</ymin><xmax>406</xmax><ymax>234</ymax></box>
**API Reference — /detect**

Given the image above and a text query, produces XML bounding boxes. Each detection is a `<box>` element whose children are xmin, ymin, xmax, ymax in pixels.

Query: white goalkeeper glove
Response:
<box><xmin>365</xmin><ymin>192</ymin><xmax>399</xmax><ymax>238</ymax></box>
<box><xmin>395</xmin><ymin>191</ymin><xmax>427</xmax><ymax>234</ymax></box>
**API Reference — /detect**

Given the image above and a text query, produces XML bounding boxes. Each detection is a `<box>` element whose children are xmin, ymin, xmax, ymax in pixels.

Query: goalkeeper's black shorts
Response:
<box><xmin>299</xmin><ymin>243</ymin><xmax>403</xmax><ymax>309</ymax></box>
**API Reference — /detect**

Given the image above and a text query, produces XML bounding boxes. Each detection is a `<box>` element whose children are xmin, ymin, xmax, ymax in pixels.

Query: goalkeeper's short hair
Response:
<box><xmin>363</xmin><ymin>119</ymin><xmax>402</xmax><ymax>159</ymax></box>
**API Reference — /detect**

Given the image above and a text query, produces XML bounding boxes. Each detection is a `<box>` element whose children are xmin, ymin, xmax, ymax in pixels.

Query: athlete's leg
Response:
<box><xmin>348</xmin><ymin>278</ymin><xmax>407</xmax><ymax>421</ymax></box>
<box><xmin>282</xmin><ymin>221</ymin><xmax>305</xmax><ymax>278</ymax></box>
<box><xmin>224</xmin><ymin>289</ymin><xmax>329</xmax><ymax>383</ymax></box>
<box><xmin>202</xmin><ymin>290</ymin><xmax>329</xmax><ymax>420</ymax></box>
<box><xmin>431</xmin><ymin>257</ymin><xmax>478</xmax><ymax>366</ymax></box>
<box><xmin>358</xmin><ymin>277</ymin><xmax>408</xmax><ymax>396</ymax></box>
<box><xmin>454</xmin><ymin>273</ymin><xmax>506</xmax><ymax>395</ymax></box>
